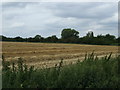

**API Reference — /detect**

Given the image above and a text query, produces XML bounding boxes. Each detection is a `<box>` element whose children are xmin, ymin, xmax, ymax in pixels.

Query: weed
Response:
<box><xmin>2</xmin><ymin>53</ymin><xmax>120</xmax><ymax>88</ymax></box>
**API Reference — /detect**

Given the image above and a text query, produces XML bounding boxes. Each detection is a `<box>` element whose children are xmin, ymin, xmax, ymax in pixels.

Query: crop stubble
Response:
<box><xmin>1</xmin><ymin>42</ymin><xmax>119</xmax><ymax>68</ymax></box>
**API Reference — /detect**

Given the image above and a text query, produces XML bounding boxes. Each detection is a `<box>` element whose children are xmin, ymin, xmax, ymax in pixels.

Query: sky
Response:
<box><xmin>1</xmin><ymin>2</ymin><xmax>118</xmax><ymax>38</ymax></box>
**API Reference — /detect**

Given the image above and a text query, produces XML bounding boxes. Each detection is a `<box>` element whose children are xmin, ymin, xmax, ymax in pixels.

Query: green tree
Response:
<box><xmin>46</xmin><ymin>35</ymin><xmax>58</xmax><ymax>43</ymax></box>
<box><xmin>117</xmin><ymin>37</ymin><xmax>120</xmax><ymax>45</ymax></box>
<box><xmin>33</xmin><ymin>35</ymin><xmax>42</xmax><ymax>42</ymax></box>
<box><xmin>61</xmin><ymin>28</ymin><xmax>79</xmax><ymax>39</ymax></box>
<box><xmin>105</xmin><ymin>34</ymin><xmax>116</xmax><ymax>40</ymax></box>
<box><xmin>0</xmin><ymin>35</ymin><xmax>7</xmax><ymax>41</ymax></box>
<box><xmin>34</xmin><ymin>35</ymin><xmax>42</xmax><ymax>39</ymax></box>
<box><xmin>14</xmin><ymin>36</ymin><xmax>24</xmax><ymax>42</ymax></box>
<box><xmin>86</xmin><ymin>31</ymin><xmax>94</xmax><ymax>38</ymax></box>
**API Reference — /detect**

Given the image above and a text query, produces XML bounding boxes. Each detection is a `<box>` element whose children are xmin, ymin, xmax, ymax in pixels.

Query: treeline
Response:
<box><xmin>1</xmin><ymin>28</ymin><xmax>120</xmax><ymax>45</ymax></box>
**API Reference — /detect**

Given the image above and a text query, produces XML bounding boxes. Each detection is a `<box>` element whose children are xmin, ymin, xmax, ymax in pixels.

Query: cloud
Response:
<box><xmin>2</xmin><ymin>2</ymin><xmax>118</xmax><ymax>38</ymax></box>
<box><xmin>10</xmin><ymin>22</ymin><xmax>25</xmax><ymax>28</ymax></box>
<box><xmin>2</xmin><ymin>0</ymin><xmax>119</xmax><ymax>2</ymax></box>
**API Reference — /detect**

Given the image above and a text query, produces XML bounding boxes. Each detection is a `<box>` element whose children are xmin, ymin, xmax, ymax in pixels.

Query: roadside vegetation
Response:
<box><xmin>2</xmin><ymin>52</ymin><xmax>120</xmax><ymax>88</ymax></box>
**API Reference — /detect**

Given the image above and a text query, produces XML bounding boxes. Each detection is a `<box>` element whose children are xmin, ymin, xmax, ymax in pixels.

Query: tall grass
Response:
<box><xmin>2</xmin><ymin>53</ymin><xmax>120</xmax><ymax>88</ymax></box>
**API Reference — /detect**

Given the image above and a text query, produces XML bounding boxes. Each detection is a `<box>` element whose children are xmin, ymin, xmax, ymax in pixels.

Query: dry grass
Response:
<box><xmin>1</xmin><ymin>41</ymin><xmax>119</xmax><ymax>68</ymax></box>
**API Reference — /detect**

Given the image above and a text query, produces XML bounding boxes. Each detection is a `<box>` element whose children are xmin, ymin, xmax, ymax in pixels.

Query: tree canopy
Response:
<box><xmin>61</xmin><ymin>28</ymin><xmax>79</xmax><ymax>39</ymax></box>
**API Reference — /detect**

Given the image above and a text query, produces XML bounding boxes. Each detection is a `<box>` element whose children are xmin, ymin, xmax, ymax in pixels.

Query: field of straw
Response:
<box><xmin>1</xmin><ymin>41</ymin><xmax>118</xmax><ymax>68</ymax></box>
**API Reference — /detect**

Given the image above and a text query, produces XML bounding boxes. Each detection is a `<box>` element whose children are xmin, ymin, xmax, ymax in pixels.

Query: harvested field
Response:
<box><xmin>1</xmin><ymin>41</ymin><xmax>119</xmax><ymax>68</ymax></box>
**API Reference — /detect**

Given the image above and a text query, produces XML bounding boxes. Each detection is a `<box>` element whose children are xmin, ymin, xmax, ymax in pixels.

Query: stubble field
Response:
<box><xmin>1</xmin><ymin>41</ymin><xmax>119</xmax><ymax>68</ymax></box>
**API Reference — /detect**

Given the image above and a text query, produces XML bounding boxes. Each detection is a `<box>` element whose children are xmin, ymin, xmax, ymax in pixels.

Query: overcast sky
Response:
<box><xmin>1</xmin><ymin>2</ymin><xmax>118</xmax><ymax>38</ymax></box>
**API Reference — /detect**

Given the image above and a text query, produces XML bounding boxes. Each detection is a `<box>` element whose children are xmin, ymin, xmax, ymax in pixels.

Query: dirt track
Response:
<box><xmin>1</xmin><ymin>41</ymin><xmax>118</xmax><ymax>68</ymax></box>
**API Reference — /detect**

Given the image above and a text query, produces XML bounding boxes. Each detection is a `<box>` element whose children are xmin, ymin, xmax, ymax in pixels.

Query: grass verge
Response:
<box><xmin>2</xmin><ymin>52</ymin><xmax>120</xmax><ymax>88</ymax></box>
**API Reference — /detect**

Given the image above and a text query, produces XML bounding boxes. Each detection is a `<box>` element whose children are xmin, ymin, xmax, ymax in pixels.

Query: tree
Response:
<box><xmin>33</xmin><ymin>35</ymin><xmax>42</xmax><ymax>42</ymax></box>
<box><xmin>80</xmin><ymin>31</ymin><xmax>94</xmax><ymax>44</ymax></box>
<box><xmin>14</xmin><ymin>36</ymin><xmax>24</xmax><ymax>42</ymax></box>
<box><xmin>61</xmin><ymin>28</ymin><xmax>79</xmax><ymax>39</ymax></box>
<box><xmin>0</xmin><ymin>35</ymin><xmax>6</xmax><ymax>41</ymax></box>
<box><xmin>86</xmin><ymin>31</ymin><xmax>94</xmax><ymax>38</ymax></box>
<box><xmin>105</xmin><ymin>34</ymin><xmax>116</xmax><ymax>40</ymax></box>
<box><xmin>117</xmin><ymin>37</ymin><xmax>120</xmax><ymax>45</ymax></box>
<box><xmin>45</xmin><ymin>35</ymin><xmax>58</xmax><ymax>43</ymax></box>
<box><xmin>34</xmin><ymin>35</ymin><xmax>41</xmax><ymax>39</ymax></box>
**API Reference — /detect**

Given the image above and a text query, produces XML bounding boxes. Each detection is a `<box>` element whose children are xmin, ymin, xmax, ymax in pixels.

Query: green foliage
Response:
<box><xmin>1</xmin><ymin>29</ymin><xmax>119</xmax><ymax>45</ymax></box>
<box><xmin>2</xmin><ymin>53</ymin><xmax>120</xmax><ymax>88</ymax></box>
<box><xmin>45</xmin><ymin>35</ymin><xmax>58</xmax><ymax>43</ymax></box>
<box><xmin>33</xmin><ymin>35</ymin><xmax>42</xmax><ymax>42</ymax></box>
<box><xmin>86</xmin><ymin>31</ymin><xmax>94</xmax><ymax>38</ymax></box>
<box><xmin>61</xmin><ymin>28</ymin><xmax>79</xmax><ymax>39</ymax></box>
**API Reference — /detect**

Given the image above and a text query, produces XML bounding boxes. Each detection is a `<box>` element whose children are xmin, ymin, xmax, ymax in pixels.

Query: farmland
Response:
<box><xmin>1</xmin><ymin>41</ymin><xmax>120</xmax><ymax>88</ymax></box>
<box><xmin>1</xmin><ymin>41</ymin><xmax>119</xmax><ymax>68</ymax></box>
<box><xmin>2</xmin><ymin>49</ymin><xmax>120</xmax><ymax>88</ymax></box>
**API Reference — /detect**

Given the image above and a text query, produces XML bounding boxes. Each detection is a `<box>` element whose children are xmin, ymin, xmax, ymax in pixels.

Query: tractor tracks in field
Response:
<box><xmin>26</xmin><ymin>53</ymin><xmax>117</xmax><ymax>69</ymax></box>
<box><xmin>0</xmin><ymin>53</ymin><xmax>118</xmax><ymax>70</ymax></box>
